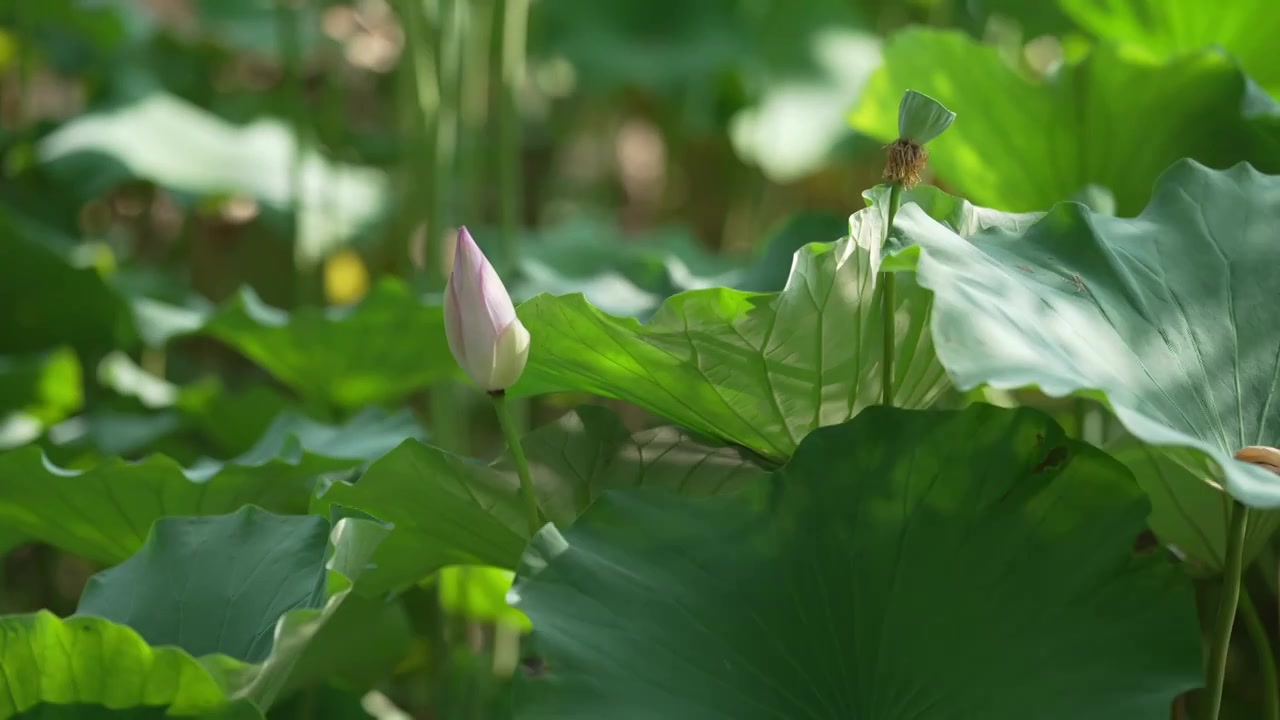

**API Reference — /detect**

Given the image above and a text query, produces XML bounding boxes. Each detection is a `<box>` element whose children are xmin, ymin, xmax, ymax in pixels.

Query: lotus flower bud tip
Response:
<box><xmin>443</xmin><ymin>227</ymin><xmax>530</xmax><ymax>392</ymax></box>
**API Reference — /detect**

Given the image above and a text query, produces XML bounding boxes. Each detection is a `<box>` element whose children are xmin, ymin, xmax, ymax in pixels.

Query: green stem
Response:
<box><xmin>1241</xmin><ymin>589</ymin><xmax>1280</xmax><ymax>720</ymax></box>
<box><xmin>395</xmin><ymin>0</ymin><xmax>440</xmax><ymax>276</ymax></box>
<box><xmin>490</xmin><ymin>391</ymin><xmax>541</xmax><ymax>536</ymax></box>
<box><xmin>435</xmin><ymin>0</ymin><xmax>463</xmax><ymax>254</ymax></box>
<box><xmin>275</xmin><ymin>0</ymin><xmax>316</xmax><ymax>305</ymax></box>
<box><xmin>15</xmin><ymin>0</ymin><xmax>32</xmax><ymax>129</ymax></box>
<box><xmin>880</xmin><ymin>182</ymin><xmax>903</xmax><ymax>407</ymax></box>
<box><xmin>1205</xmin><ymin>499</ymin><xmax>1250</xmax><ymax>720</ymax></box>
<box><xmin>494</xmin><ymin>0</ymin><xmax>527</xmax><ymax>273</ymax></box>
<box><xmin>1072</xmin><ymin>397</ymin><xmax>1088</xmax><ymax>442</ymax></box>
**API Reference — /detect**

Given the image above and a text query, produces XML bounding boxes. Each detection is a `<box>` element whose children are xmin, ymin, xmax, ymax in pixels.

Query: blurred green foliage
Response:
<box><xmin>2</xmin><ymin>0</ymin><xmax>1279</xmax><ymax>717</ymax></box>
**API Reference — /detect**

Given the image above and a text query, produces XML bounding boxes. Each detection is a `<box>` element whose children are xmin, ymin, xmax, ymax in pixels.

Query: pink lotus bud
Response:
<box><xmin>443</xmin><ymin>227</ymin><xmax>530</xmax><ymax>392</ymax></box>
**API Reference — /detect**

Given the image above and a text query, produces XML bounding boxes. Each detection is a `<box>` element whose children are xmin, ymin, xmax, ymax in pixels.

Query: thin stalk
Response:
<box><xmin>1240</xmin><ymin>590</ymin><xmax>1279</xmax><ymax>720</ymax></box>
<box><xmin>435</xmin><ymin>0</ymin><xmax>463</xmax><ymax>255</ymax></box>
<box><xmin>880</xmin><ymin>182</ymin><xmax>903</xmax><ymax>407</ymax></box>
<box><xmin>1204</xmin><ymin>499</ymin><xmax>1250</xmax><ymax>720</ymax></box>
<box><xmin>395</xmin><ymin>0</ymin><xmax>440</xmax><ymax>275</ymax></box>
<box><xmin>494</xmin><ymin>0</ymin><xmax>528</xmax><ymax>273</ymax></box>
<box><xmin>490</xmin><ymin>0</ymin><xmax>529</xmax><ymax>433</ymax></box>
<box><xmin>490</xmin><ymin>391</ymin><xmax>541</xmax><ymax>536</ymax></box>
<box><xmin>458</xmin><ymin>0</ymin><xmax>492</xmax><ymax>223</ymax></box>
<box><xmin>1073</xmin><ymin>398</ymin><xmax>1088</xmax><ymax>441</ymax></box>
<box><xmin>275</xmin><ymin>0</ymin><xmax>316</xmax><ymax>305</ymax></box>
<box><xmin>430</xmin><ymin>0</ymin><xmax>468</xmax><ymax>455</ymax></box>
<box><xmin>15</xmin><ymin>0</ymin><xmax>33</xmax><ymax>129</ymax></box>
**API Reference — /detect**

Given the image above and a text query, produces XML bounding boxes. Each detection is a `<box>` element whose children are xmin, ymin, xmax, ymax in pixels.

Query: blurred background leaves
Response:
<box><xmin>3</xmin><ymin>0</ymin><xmax>1280</xmax><ymax>717</ymax></box>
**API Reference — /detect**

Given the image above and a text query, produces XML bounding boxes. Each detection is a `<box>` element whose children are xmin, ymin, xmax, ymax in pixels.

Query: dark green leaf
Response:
<box><xmin>0</xmin><ymin>408</ymin><xmax>420</xmax><ymax>564</ymax></box>
<box><xmin>0</xmin><ymin>215</ymin><xmax>135</xmax><ymax>357</ymax></box>
<box><xmin>317</xmin><ymin>405</ymin><xmax>767</xmax><ymax>593</ymax></box>
<box><xmin>195</xmin><ymin>280</ymin><xmax>455</xmax><ymax>409</ymax></box>
<box><xmin>510</xmin><ymin>405</ymin><xmax>1200</xmax><ymax>719</ymax></box>
<box><xmin>77</xmin><ymin>508</ymin><xmax>331</xmax><ymax>663</ymax></box>
<box><xmin>76</xmin><ymin>508</ymin><xmax>392</xmax><ymax>710</ymax></box>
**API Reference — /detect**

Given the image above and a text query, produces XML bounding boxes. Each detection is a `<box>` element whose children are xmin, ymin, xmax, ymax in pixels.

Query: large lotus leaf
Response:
<box><xmin>510</xmin><ymin>182</ymin><xmax>1039</xmax><ymax>460</ymax></box>
<box><xmin>0</xmin><ymin>408</ymin><xmax>420</xmax><ymax>564</ymax></box>
<box><xmin>0</xmin><ymin>612</ymin><xmax>254</xmax><ymax>718</ymax></box>
<box><xmin>77</xmin><ymin>508</ymin><xmax>329</xmax><ymax>663</ymax></box>
<box><xmin>276</xmin><ymin>592</ymin><xmax>412</xmax><ymax>696</ymax></box>
<box><xmin>886</xmin><ymin>159</ymin><xmax>1280</xmax><ymax>509</ymax></box>
<box><xmin>511</xmin><ymin>231</ymin><xmax>939</xmax><ymax>461</ymax></box>
<box><xmin>509</xmin><ymin>405</ymin><xmax>1200</xmax><ymax>719</ymax></box>
<box><xmin>1112</xmin><ymin>443</ymin><xmax>1280</xmax><ymax>576</ymax></box>
<box><xmin>35</xmin><ymin>91</ymin><xmax>387</xmax><ymax>264</ymax></box>
<box><xmin>0</xmin><ymin>214</ymin><xmax>135</xmax><ymax>357</ymax></box>
<box><xmin>76</xmin><ymin>507</ymin><xmax>391</xmax><ymax>711</ymax></box>
<box><xmin>1062</xmin><ymin>0</ymin><xmax>1280</xmax><ymax>97</ymax></box>
<box><xmin>849</xmin><ymin>28</ymin><xmax>1276</xmax><ymax>214</ymax></box>
<box><xmin>316</xmin><ymin>405</ymin><xmax>768</xmax><ymax>594</ymax></box>
<box><xmin>191</xmin><ymin>279</ymin><xmax>455</xmax><ymax>409</ymax></box>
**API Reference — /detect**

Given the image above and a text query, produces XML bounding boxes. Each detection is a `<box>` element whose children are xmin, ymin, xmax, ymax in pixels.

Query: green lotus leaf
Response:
<box><xmin>886</xmin><ymin>159</ymin><xmax>1280</xmax><ymax>509</ymax></box>
<box><xmin>850</xmin><ymin>28</ymin><xmax>1277</xmax><ymax>213</ymax></box>
<box><xmin>1062</xmin><ymin>0</ymin><xmax>1280</xmax><ymax>97</ymax></box>
<box><xmin>510</xmin><ymin>405</ymin><xmax>1200</xmax><ymax>719</ymax></box>
<box><xmin>0</xmin><ymin>408</ymin><xmax>419</xmax><ymax>564</ymax></box>
<box><xmin>317</xmin><ymin>405</ymin><xmax>768</xmax><ymax>594</ymax></box>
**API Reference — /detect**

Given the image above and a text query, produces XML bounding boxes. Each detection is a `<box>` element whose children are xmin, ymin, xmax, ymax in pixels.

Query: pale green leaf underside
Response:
<box><xmin>0</xmin><ymin>612</ymin><xmax>242</xmax><ymax>718</ymax></box>
<box><xmin>317</xmin><ymin>405</ymin><xmax>768</xmax><ymax>594</ymax></box>
<box><xmin>511</xmin><ymin>405</ymin><xmax>1199</xmax><ymax>719</ymax></box>
<box><xmin>511</xmin><ymin>220</ymin><xmax>948</xmax><ymax>461</ymax></box>
<box><xmin>890</xmin><ymin>160</ymin><xmax>1280</xmax><ymax>508</ymax></box>
<box><xmin>1112</xmin><ymin>444</ymin><xmax>1280</xmax><ymax>574</ymax></box>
